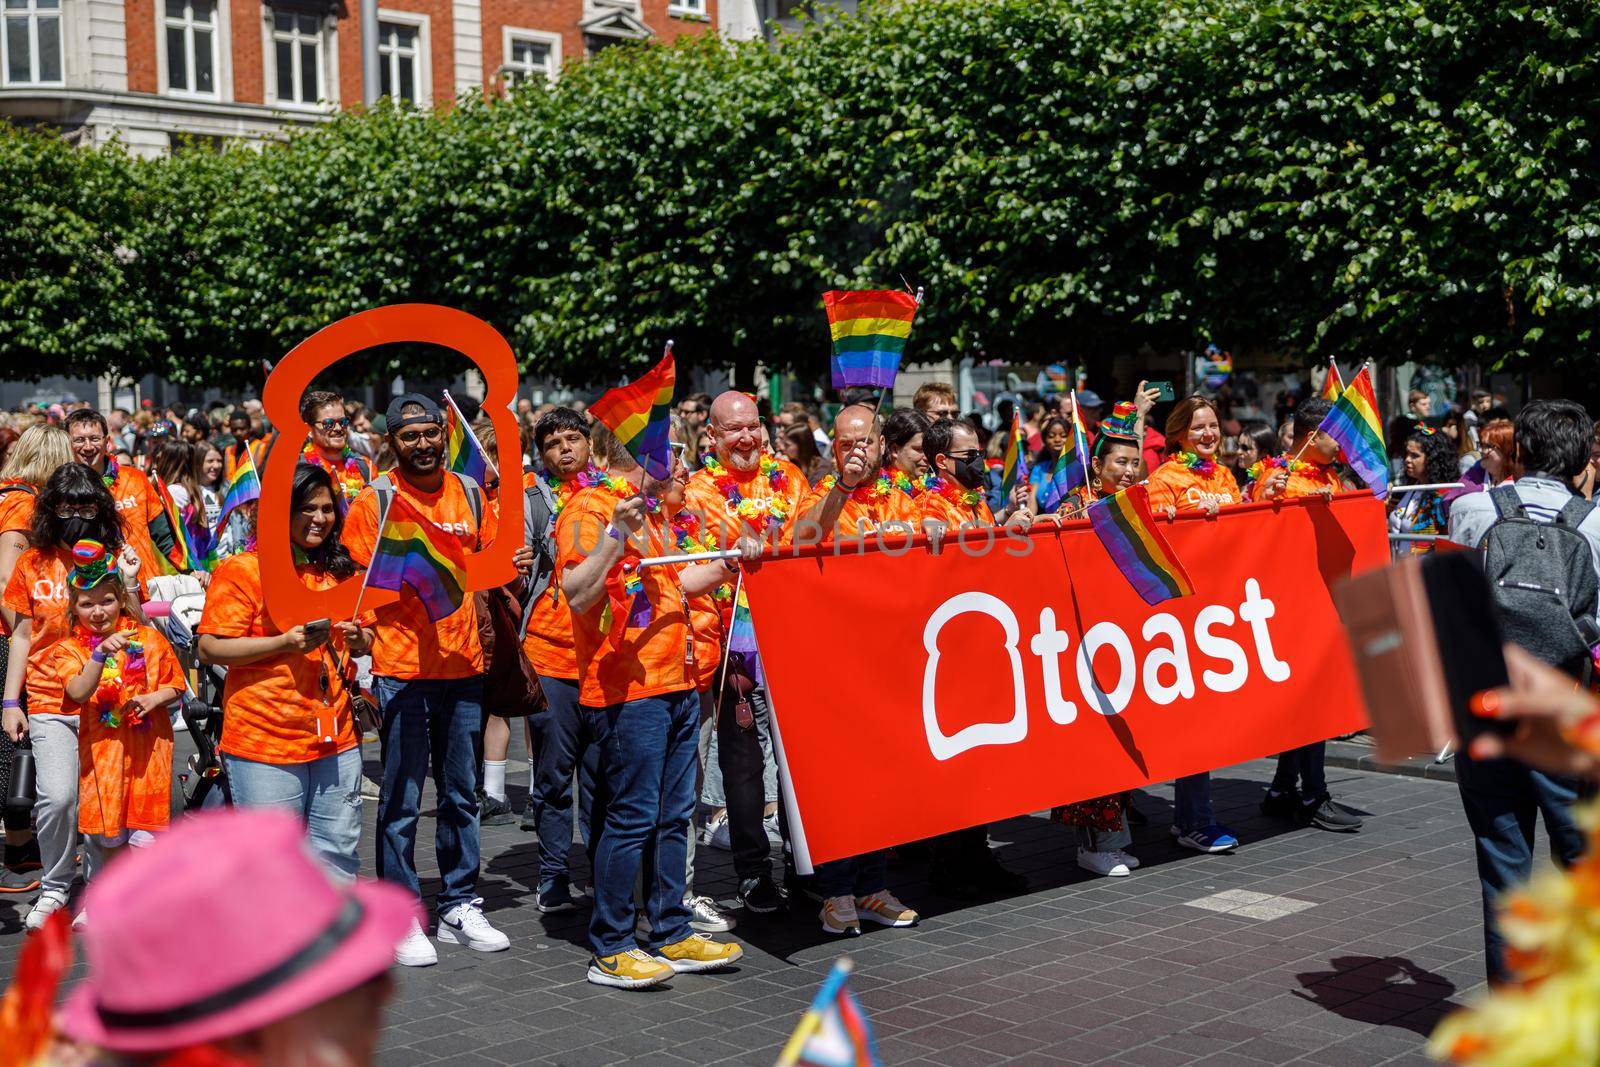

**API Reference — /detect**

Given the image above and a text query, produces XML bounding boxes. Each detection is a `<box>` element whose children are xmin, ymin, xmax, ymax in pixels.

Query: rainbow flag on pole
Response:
<box><xmin>726</xmin><ymin>579</ymin><xmax>763</xmax><ymax>688</ymax></box>
<box><xmin>1319</xmin><ymin>359</ymin><xmax>1344</xmax><ymax>403</ymax></box>
<box><xmin>591</xmin><ymin>343</ymin><xmax>676</xmax><ymax>481</ymax></box>
<box><xmin>824</xmin><ymin>290</ymin><xmax>918</xmax><ymax>390</ymax></box>
<box><xmin>365</xmin><ymin>493</ymin><xmax>469</xmax><ymax>622</ymax></box>
<box><xmin>216</xmin><ymin>449</ymin><xmax>261</xmax><ymax>530</ymax></box>
<box><xmin>999</xmin><ymin>408</ymin><xmax>1027</xmax><ymax>499</ymax></box>
<box><xmin>1086</xmin><ymin>484</ymin><xmax>1195</xmax><ymax>605</ymax></box>
<box><xmin>151</xmin><ymin>475</ymin><xmax>192</xmax><ymax>574</ymax></box>
<box><xmin>1037</xmin><ymin>393</ymin><xmax>1091</xmax><ymax>513</ymax></box>
<box><xmin>776</xmin><ymin>959</ymin><xmax>879</xmax><ymax>1067</ymax></box>
<box><xmin>1318</xmin><ymin>364</ymin><xmax>1388</xmax><ymax>497</ymax></box>
<box><xmin>442</xmin><ymin>391</ymin><xmax>491</xmax><ymax>485</ymax></box>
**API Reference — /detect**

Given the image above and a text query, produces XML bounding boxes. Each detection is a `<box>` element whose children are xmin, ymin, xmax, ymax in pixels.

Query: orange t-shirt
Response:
<box><xmin>788</xmin><ymin>477</ymin><xmax>917</xmax><ymax>543</ymax></box>
<box><xmin>522</xmin><ymin>469</ymin><xmax>581</xmax><ymax>681</ymax></box>
<box><xmin>683</xmin><ymin>456</ymin><xmax>810</xmax><ymax>547</ymax></box>
<box><xmin>52</xmin><ymin>623</ymin><xmax>182</xmax><ymax>836</ymax></box>
<box><xmin>555</xmin><ymin>486</ymin><xmax>696</xmax><ymax>708</ymax></box>
<box><xmin>343</xmin><ymin>473</ymin><xmax>496</xmax><ymax>681</ymax></box>
<box><xmin>1281</xmin><ymin>461</ymin><xmax>1347</xmax><ymax>500</ymax></box>
<box><xmin>915</xmin><ymin>483</ymin><xmax>997</xmax><ymax>530</ymax></box>
<box><xmin>4</xmin><ymin>547</ymin><xmax>75</xmax><ymax>716</ymax></box>
<box><xmin>0</xmin><ymin>482</ymin><xmax>36</xmax><ymax>537</ymax></box>
<box><xmin>198</xmin><ymin>553</ymin><xmax>365</xmax><ymax>764</ymax></box>
<box><xmin>1145</xmin><ymin>458</ymin><xmax>1243</xmax><ymax>516</ymax></box>
<box><xmin>106</xmin><ymin>464</ymin><xmax>168</xmax><ymax>581</ymax></box>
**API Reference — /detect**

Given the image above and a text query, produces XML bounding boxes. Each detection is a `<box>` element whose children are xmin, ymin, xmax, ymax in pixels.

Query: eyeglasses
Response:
<box><xmin>946</xmin><ymin>449</ymin><xmax>982</xmax><ymax>460</ymax></box>
<box><xmin>669</xmin><ymin>442</ymin><xmax>687</xmax><ymax>454</ymax></box>
<box><xmin>930</xmin><ymin>408</ymin><xmax>959</xmax><ymax>419</ymax></box>
<box><xmin>54</xmin><ymin>505</ymin><xmax>99</xmax><ymax>520</ymax></box>
<box><xmin>314</xmin><ymin>417</ymin><xmax>351</xmax><ymax>431</ymax></box>
<box><xmin>394</xmin><ymin>426</ymin><xmax>444</xmax><ymax>446</ymax></box>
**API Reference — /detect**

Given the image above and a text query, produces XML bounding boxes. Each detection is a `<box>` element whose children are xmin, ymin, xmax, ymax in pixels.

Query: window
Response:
<box><xmin>502</xmin><ymin>30</ymin><xmax>557</xmax><ymax>85</ymax></box>
<box><xmin>667</xmin><ymin>0</ymin><xmax>705</xmax><ymax>16</ymax></box>
<box><xmin>269</xmin><ymin>9</ymin><xmax>325</xmax><ymax>106</ymax></box>
<box><xmin>165</xmin><ymin>0</ymin><xmax>219</xmax><ymax>96</ymax></box>
<box><xmin>2</xmin><ymin>0</ymin><xmax>62</xmax><ymax>85</ymax></box>
<box><xmin>377</xmin><ymin>20</ymin><xmax>418</xmax><ymax>104</ymax></box>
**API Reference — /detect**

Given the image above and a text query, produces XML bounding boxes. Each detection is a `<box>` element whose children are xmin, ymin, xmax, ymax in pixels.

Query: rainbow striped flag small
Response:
<box><xmin>443</xmin><ymin>391</ymin><xmax>489</xmax><ymax>485</ymax></box>
<box><xmin>365</xmin><ymin>492</ymin><xmax>469</xmax><ymax>622</ymax></box>
<box><xmin>1086</xmin><ymin>484</ymin><xmax>1195</xmax><ymax>605</ymax></box>
<box><xmin>999</xmin><ymin>408</ymin><xmax>1027</xmax><ymax>499</ymax></box>
<box><xmin>726</xmin><ymin>580</ymin><xmax>762</xmax><ymax>688</ymax></box>
<box><xmin>776</xmin><ymin>958</ymin><xmax>879</xmax><ymax>1067</ymax></box>
<box><xmin>1319</xmin><ymin>359</ymin><xmax>1344</xmax><ymax>403</ymax></box>
<box><xmin>1319</xmin><ymin>365</ymin><xmax>1388</xmax><ymax>497</ymax></box>
<box><xmin>824</xmin><ymin>289</ymin><xmax>918</xmax><ymax>391</ymax></box>
<box><xmin>216</xmin><ymin>449</ymin><xmax>261</xmax><ymax>530</ymax></box>
<box><xmin>1037</xmin><ymin>393</ymin><xmax>1091</xmax><ymax>513</ymax></box>
<box><xmin>151</xmin><ymin>475</ymin><xmax>191</xmax><ymax>574</ymax></box>
<box><xmin>591</xmin><ymin>345</ymin><xmax>676</xmax><ymax>481</ymax></box>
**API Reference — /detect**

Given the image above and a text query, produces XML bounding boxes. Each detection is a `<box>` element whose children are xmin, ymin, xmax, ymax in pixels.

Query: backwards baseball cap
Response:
<box><xmin>384</xmin><ymin>393</ymin><xmax>442</xmax><ymax>432</ymax></box>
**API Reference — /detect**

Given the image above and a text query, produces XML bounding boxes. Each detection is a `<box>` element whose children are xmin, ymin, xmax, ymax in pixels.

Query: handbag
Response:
<box><xmin>475</xmin><ymin>585</ymin><xmax>546</xmax><ymax>718</ymax></box>
<box><xmin>6</xmin><ymin>734</ymin><xmax>35</xmax><ymax>814</ymax></box>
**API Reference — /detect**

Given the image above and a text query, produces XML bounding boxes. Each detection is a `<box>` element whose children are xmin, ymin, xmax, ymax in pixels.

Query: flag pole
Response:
<box><xmin>348</xmin><ymin>491</ymin><xmax>395</xmax><ymax>622</ymax></box>
<box><xmin>775</xmin><ymin>958</ymin><xmax>855</xmax><ymax>1067</ymax></box>
<box><xmin>1074</xmin><ymin>392</ymin><xmax>1096</xmax><ymax>503</ymax></box>
<box><xmin>712</xmin><ymin>569</ymin><xmax>744</xmax><ymax>723</ymax></box>
<box><xmin>443</xmin><ymin>389</ymin><xmax>499</xmax><ymax>484</ymax></box>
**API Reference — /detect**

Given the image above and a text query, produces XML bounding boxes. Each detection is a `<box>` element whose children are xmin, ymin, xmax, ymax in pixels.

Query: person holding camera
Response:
<box><xmin>197</xmin><ymin>463</ymin><xmax>375</xmax><ymax>882</ymax></box>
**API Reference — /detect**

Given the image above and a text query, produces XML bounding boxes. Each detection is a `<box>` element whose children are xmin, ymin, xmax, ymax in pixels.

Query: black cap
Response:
<box><xmin>385</xmin><ymin>393</ymin><xmax>442</xmax><ymax>431</ymax></box>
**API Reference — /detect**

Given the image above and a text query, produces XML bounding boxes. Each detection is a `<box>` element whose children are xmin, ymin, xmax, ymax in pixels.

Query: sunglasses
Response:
<box><xmin>314</xmin><ymin>417</ymin><xmax>352</xmax><ymax>431</ymax></box>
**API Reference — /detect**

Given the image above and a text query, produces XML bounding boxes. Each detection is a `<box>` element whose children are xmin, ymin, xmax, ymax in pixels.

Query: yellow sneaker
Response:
<box><xmin>652</xmin><ymin>933</ymin><xmax>744</xmax><ymax>973</ymax></box>
<box><xmin>587</xmin><ymin>948</ymin><xmax>674</xmax><ymax>989</ymax></box>
<box><xmin>820</xmin><ymin>895</ymin><xmax>861</xmax><ymax>937</ymax></box>
<box><xmin>856</xmin><ymin>890</ymin><xmax>918</xmax><ymax>928</ymax></box>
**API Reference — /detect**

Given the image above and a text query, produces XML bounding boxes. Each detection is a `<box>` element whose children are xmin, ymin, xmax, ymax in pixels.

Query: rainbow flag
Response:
<box><xmin>443</xmin><ymin>391</ymin><xmax>490</xmax><ymax>485</ymax></box>
<box><xmin>823</xmin><ymin>290</ymin><xmax>918</xmax><ymax>390</ymax></box>
<box><xmin>216</xmin><ymin>449</ymin><xmax>261</xmax><ymax>530</ymax></box>
<box><xmin>1319</xmin><ymin>365</ymin><xmax>1388</xmax><ymax>497</ymax></box>
<box><xmin>365</xmin><ymin>492</ymin><xmax>469</xmax><ymax>622</ymax></box>
<box><xmin>591</xmin><ymin>344</ymin><xmax>676</xmax><ymax>481</ymax></box>
<box><xmin>1086</xmin><ymin>484</ymin><xmax>1195</xmax><ymax>605</ymax></box>
<box><xmin>151</xmin><ymin>475</ymin><xmax>191</xmax><ymax>574</ymax></box>
<box><xmin>1319</xmin><ymin>359</ymin><xmax>1344</xmax><ymax>403</ymax></box>
<box><xmin>999</xmin><ymin>408</ymin><xmax>1027</xmax><ymax>499</ymax></box>
<box><xmin>726</xmin><ymin>579</ymin><xmax>762</xmax><ymax>687</ymax></box>
<box><xmin>776</xmin><ymin>959</ymin><xmax>879</xmax><ymax>1067</ymax></box>
<box><xmin>1037</xmin><ymin>393</ymin><xmax>1091</xmax><ymax>513</ymax></box>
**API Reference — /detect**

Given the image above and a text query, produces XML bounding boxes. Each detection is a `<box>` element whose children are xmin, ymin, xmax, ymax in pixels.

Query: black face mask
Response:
<box><xmin>952</xmin><ymin>456</ymin><xmax>988</xmax><ymax>491</ymax></box>
<box><xmin>58</xmin><ymin>517</ymin><xmax>97</xmax><ymax>547</ymax></box>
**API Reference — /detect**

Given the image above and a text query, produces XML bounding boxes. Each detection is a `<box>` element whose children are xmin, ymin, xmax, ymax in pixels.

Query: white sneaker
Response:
<box><xmin>1112</xmin><ymin>848</ymin><xmax>1141</xmax><ymax>870</ymax></box>
<box><xmin>686</xmin><ymin>894</ymin><xmax>737</xmax><ymax>934</ymax></box>
<box><xmin>437</xmin><ymin>898</ymin><xmax>510</xmax><ymax>952</ymax></box>
<box><xmin>1077</xmin><ymin>847</ymin><xmax>1131</xmax><ymax>877</ymax></box>
<box><xmin>24</xmin><ymin>892</ymin><xmax>67</xmax><ymax>932</ymax></box>
<box><xmin>395</xmin><ymin>919</ymin><xmax>438</xmax><ymax>967</ymax></box>
<box><xmin>704</xmin><ymin>811</ymin><xmax>731</xmax><ymax>851</ymax></box>
<box><xmin>763</xmin><ymin>812</ymin><xmax>783</xmax><ymax>846</ymax></box>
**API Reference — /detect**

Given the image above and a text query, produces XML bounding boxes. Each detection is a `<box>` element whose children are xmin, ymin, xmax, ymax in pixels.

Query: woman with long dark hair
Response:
<box><xmin>1</xmin><ymin>463</ymin><xmax>139</xmax><ymax>930</ymax></box>
<box><xmin>196</xmin><ymin>463</ymin><xmax>375</xmax><ymax>879</ymax></box>
<box><xmin>1389</xmin><ymin>426</ymin><xmax>1459</xmax><ymax>557</ymax></box>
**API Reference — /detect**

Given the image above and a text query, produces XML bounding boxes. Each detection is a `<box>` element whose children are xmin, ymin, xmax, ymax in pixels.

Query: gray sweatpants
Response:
<box><xmin>31</xmin><ymin>713</ymin><xmax>99</xmax><ymax>898</ymax></box>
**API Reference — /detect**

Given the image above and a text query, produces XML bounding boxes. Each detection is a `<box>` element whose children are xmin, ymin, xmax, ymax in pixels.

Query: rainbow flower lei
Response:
<box><xmin>75</xmin><ymin>622</ymin><xmax>147</xmax><ymax>729</ymax></box>
<box><xmin>819</xmin><ymin>471</ymin><xmax>899</xmax><ymax>504</ymax></box>
<box><xmin>1244</xmin><ymin>456</ymin><xmax>1308</xmax><ymax>483</ymax></box>
<box><xmin>885</xmin><ymin>468</ymin><xmax>920</xmax><ymax>498</ymax></box>
<box><xmin>923</xmin><ymin>474</ymin><xmax>984</xmax><ymax>508</ymax></box>
<box><xmin>301</xmin><ymin>443</ymin><xmax>366</xmax><ymax>501</ymax></box>
<box><xmin>544</xmin><ymin>466</ymin><xmax>605</xmax><ymax>516</ymax></box>
<box><xmin>1172</xmin><ymin>451</ymin><xmax>1217</xmax><ymax>477</ymax></box>
<box><xmin>670</xmin><ymin>511</ymin><xmax>733</xmax><ymax>601</ymax></box>
<box><xmin>701</xmin><ymin>454</ymin><xmax>792</xmax><ymax>531</ymax></box>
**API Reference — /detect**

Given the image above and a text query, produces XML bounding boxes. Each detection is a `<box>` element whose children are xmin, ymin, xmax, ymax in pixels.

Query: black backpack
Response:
<box><xmin>1479</xmin><ymin>484</ymin><xmax>1600</xmax><ymax>679</ymax></box>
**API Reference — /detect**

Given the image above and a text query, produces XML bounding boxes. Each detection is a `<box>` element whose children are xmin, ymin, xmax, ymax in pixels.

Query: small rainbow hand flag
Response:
<box><xmin>1319</xmin><ymin>364</ymin><xmax>1388</xmax><ymax>497</ymax></box>
<box><xmin>824</xmin><ymin>289</ymin><xmax>918</xmax><ymax>391</ymax></box>
<box><xmin>443</xmin><ymin>392</ymin><xmax>490</xmax><ymax>485</ymax></box>
<box><xmin>1037</xmin><ymin>393</ymin><xmax>1091</xmax><ymax>514</ymax></box>
<box><xmin>591</xmin><ymin>344</ymin><xmax>676</xmax><ymax>481</ymax></box>
<box><xmin>726</xmin><ymin>578</ymin><xmax>763</xmax><ymax>688</ymax></box>
<box><xmin>1319</xmin><ymin>359</ymin><xmax>1344</xmax><ymax>403</ymax></box>
<box><xmin>150</xmin><ymin>475</ymin><xmax>191</xmax><ymax>574</ymax></box>
<box><xmin>216</xmin><ymin>448</ymin><xmax>261</xmax><ymax>530</ymax></box>
<box><xmin>1086</xmin><ymin>484</ymin><xmax>1195</xmax><ymax>605</ymax></box>
<box><xmin>776</xmin><ymin>958</ymin><xmax>879</xmax><ymax>1067</ymax></box>
<box><xmin>365</xmin><ymin>492</ymin><xmax>469</xmax><ymax>622</ymax></box>
<box><xmin>999</xmin><ymin>408</ymin><xmax>1027</xmax><ymax>499</ymax></box>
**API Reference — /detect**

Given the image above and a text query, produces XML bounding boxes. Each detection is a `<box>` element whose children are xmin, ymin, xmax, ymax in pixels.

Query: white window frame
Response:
<box><xmin>666</xmin><ymin>0</ymin><xmax>706</xmax><ymax>17</ymax></box>
<box><xmin>157</xmin><ymin>0</ymin><xmax>231</xmax><ymax>100</ymax></box>
<box><xmin>1</xmin><ymin>0</ymin><xmax>64</xmax><ymax>86</ymax></box>
<box><xmin>499</xmin><ymin>26</ymin><xmax>559</xmax><ymax>86</ymax></box>
<box><xmin>263</xmin><ymin>6</ymin><xmax>336</xmax><ymax>109</ymax></box>
<box><xmin>375</xmin><ymin>10</ymin><xmax>428</xmax><ymax>107</ymax></box>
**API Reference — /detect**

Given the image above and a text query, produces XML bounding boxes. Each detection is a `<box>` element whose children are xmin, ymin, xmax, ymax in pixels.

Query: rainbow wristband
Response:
<box><xmin>90</xmin><ymin>649</ymin><xmax>108</xmax><ymax>664</ymax></box>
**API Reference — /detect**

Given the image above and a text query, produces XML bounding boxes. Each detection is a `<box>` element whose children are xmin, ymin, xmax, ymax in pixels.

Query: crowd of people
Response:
<box><xmin>0</xmin><ymin>371</ymin><xmax>1597</xmax><ymax>1060</ymax></box>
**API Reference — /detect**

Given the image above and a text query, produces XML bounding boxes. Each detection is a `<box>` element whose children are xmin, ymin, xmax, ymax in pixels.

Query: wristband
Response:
<box><xmin>721</xmin><ymin>555</ymin><xmax>739</xmax><ymax>574</ymax></box>
<box><xmin>604</xmin><ymin>523</ymin><xmax>626</xmax><ymax>543</ymax></box>
<box><xmin>1</xmin><ymin>699</ymin><xmax>18</xmax><ymax>710</ymax></box>
<box><xmin>91</xmin><ymin>650</ymin><xmax>108</xmax><ymax>664</ymax></box>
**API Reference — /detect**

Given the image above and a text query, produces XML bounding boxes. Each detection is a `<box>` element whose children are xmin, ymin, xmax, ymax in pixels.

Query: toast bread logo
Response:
<box><xmin>257</xmin><ymin>304</ymin><xmax>525</xmax><ymax>630</ymax></box>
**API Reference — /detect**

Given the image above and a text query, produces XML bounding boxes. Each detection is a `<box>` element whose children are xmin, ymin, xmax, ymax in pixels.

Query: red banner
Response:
<box><xmin>747</xmin><ymin>493</ymin><xmax>1389</xmax><ymax>869</ymax></box>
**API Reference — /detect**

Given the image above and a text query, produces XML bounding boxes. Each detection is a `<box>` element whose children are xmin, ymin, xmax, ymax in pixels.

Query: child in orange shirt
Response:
<box><xmin>54</xmin><ymin>542</ymin><xmax>182</xmax><ymax>877</ymax></box>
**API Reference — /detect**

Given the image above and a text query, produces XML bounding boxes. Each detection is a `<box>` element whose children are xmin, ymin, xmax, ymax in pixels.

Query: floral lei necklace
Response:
<box><xmin>670</xmin><ymin>510</ymin><xmax>734</xmax><ymax>601</ymax></box>
<box><xmin>74</xmin><ymin>621</ymin><xmax>147</xmax><ymax>728</ymax></box>
<box><xmin>544</xmin><ymin>466</ymin><xmax>604</xmax><ymax>517</ymax></box>
<box><xmin>923</xmin><ymin>474</ymin><xmax>984</xmax><ymax>508</ymax></box>
<box><xmin>1172</xmin><ymin>451</ymin><xmax>1217</xmax><ymax>476</ymax></box>
<box><xmin>820</xmin><ymin>471</ymin><xmax>898</xmax><ymax>504</ymax></box>
<box><xmin>594</xmin><ymin>468</ymin><xmax>661</xmax><ymax>514</ymax></box>
<box><xmin>300</xmin><ymin>442</ymin><xmax>365</xmax><ymax>500</ymax></box>
<box><xmin>885</xmin><ymin>468</ymin><xmax>920</xmax><ymax>498</ymax></box>
<box><xmin>701</xmin><ymin>454</ymin><xmax>792</xmax><ymax>531</ymax></box>
<box><xmin>1245</xmin><ymin>456</ymin><xmax>1309</xmax><ymax>483</ymax></box>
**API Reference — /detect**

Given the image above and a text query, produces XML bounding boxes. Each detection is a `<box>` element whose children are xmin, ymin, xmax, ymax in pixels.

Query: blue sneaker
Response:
<box><xmin>1172</xmin><ymin>824</ymin><xmax>1239</xmax><ymax>853</ymax></box>
<box><xmin>537</xmin><ymin>876</ymin><xmax>577</xmax><ymax>913</ymax></box>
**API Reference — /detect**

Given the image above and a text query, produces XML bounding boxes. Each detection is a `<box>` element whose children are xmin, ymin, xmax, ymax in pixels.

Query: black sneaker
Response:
<box><xmin>477</xmin><ymin>791</ymin><xmax>515</xmax><ymax>827</ymax></box>
<box><xmin>1260</xmin><ymin>787</ymin><xmax>1302</xmax><ymax>820</ymax></box>
<box><xmin>738</xmin><ymin>875</ymin><xmax>785</xmax><ymax>915</ymax></box>
<box><xmin>1298</xmin><ymin>794</ymin><xmax>1362</xmax><ymax>832</ymax></box>
<box><xmin>969</xmin><ymin>850</ymin><xmax>1028</xmax><ymax>894</ymax></box>
<box><xmin>519</xmin><ymin>803</ymin><xmax>538</xmax><ymax>832</ymax></box>
<box><xmin>4</xmin><ymin>839</ymin><xmax>40</xmax><ymax>873</ymax></box>
<box><xmin>0</xmin><ymin>867</ymin><xmax>40</xmax><ymax>894</ymax></box>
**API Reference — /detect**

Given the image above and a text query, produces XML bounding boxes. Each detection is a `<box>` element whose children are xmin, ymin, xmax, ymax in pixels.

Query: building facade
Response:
<box><xmin>0</xmin><ymin>0</ymin><xmax>723</xmax><ymax>154</ymax></box>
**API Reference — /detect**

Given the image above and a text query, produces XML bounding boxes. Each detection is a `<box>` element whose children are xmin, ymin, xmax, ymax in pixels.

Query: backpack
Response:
<box><xmin>370</xmin><ymin>472</ymin><xmax>483</xmax><ymax>532</ymax></box>
<box><xmin>1479</xmin><ymin>484</ymin><xmax>1600</xmax><ymax>679</ymax></box>
<box><xmin>516</xmin><ymin>471</ymin><xmax>558</xmax><ymax>640</ymax></box>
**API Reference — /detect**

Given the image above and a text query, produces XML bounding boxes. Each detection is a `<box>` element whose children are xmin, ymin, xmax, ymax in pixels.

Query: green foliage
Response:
<box><xmin>2</xmin><ymin>0</ymin><xmax>1598</xmax><ymax>384</ymax></box>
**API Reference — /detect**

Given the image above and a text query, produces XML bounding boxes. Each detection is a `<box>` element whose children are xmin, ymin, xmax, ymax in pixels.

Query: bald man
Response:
<box><xmin>681</xmin><ymin>391</ymin><xmax>810</xmax><ymax>915</ymax></box>
<box><xmin>791</xmin><ymin>405</ymin><xmax>915</xmax><ymax>543</ymax></box>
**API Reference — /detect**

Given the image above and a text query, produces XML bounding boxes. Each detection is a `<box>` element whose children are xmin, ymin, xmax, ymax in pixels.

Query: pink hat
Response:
<box><xmin>60</xmin><ymin>809</ymin><xmax>419</xmax><ymax>1053</ymax></box>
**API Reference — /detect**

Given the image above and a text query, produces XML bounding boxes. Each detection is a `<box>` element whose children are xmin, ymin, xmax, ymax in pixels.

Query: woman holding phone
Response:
<box><xmin>196</xmin><ymin>463</ymin><xmax>375</xmax><ymax>879</ymax></box>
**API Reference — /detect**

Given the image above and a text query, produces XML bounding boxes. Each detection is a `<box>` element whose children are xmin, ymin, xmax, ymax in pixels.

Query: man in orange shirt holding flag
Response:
<box><xmin>791</xmin><ymin>404</ymin><xmax>916</xmax><ymax>546</ymax></box>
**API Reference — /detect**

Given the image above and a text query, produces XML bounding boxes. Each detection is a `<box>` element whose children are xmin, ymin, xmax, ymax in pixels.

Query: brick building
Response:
<box><xmin>0</xmin><ymin>0</ymin><xmax>767</xmax><ymax>154</ymax></box>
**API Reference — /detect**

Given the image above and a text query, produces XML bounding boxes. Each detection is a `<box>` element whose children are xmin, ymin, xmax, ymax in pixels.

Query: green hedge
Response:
<box><xmin>2</xmin><ymin>0</ymin><xmax>1598</xmax><ymax>384</ymax></box>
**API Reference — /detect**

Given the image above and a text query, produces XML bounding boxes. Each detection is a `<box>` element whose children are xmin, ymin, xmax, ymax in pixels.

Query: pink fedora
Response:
<box><xmin>60</xmin><ymin>809</ymin><xmax>419</xmax><ymax>1053</ymax></box>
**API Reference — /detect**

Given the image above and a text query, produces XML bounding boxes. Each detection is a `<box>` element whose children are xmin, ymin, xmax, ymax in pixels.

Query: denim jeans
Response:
<box><xmin>530</xmin><ymin>675</ymin><xmax>599</xmax><ymax>892</ymax></box>
<box><xmin>1173</xmin><ymin>772</ymin><xmax>1214</xmax><ymax>833</ymax></box>
<box><xmin>373</xmin><ymin>675</ymin><xmax>484</xmax><ymax>913</ymax></box>
<box><xmin>715</xmin><ymin>685</ymin><xmax>779</xmax><ymax>882</ymax></box>
<box><xmin>1456</xmin><ymin>750</ymin><xmax>1590</xmax><ymax>983</ymax></box>
<box><xmin>1270</xmin><ymin>742</ymin><xmax>1327</xmax><ymax>798</ymax></box>
<box><xmin>816</xmin><ymin>851</ymin><xmax>887</xmax><ymax>899</ymax></box>
<box><xmin>588</xmin><ymin>690</ymin><xmax>698</xmax><ymax>957</ymax></box>
<box><xmin>226</xmin><ymin>747</ymin><xmax>364</xmax><ymax>880</ymax></box>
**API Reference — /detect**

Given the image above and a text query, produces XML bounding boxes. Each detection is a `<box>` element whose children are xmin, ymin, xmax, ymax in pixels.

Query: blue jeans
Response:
<box><xmin>588</xmin><ymin>690</ymin><xmax>698</xmax><ymax>957</ymax></box>
<box><xmin>1173</xmin><ymin>773</ymin><xmax>1214</xmax><ymax>833</ymax></box>
<box><xmin>1270</xmin><ymin>743</ymin><xmax>1327</xmax><ymax>798</ymax></box>
<box><xmin>373</xmin><ymin>675</ymin><xmax>484</xmax><ymax>913</ymax></box>
<box><xmin>531</xmin><ymin>675</ymin><xmax>599</xmax><ymax>891</ymax></box>
<box><xmin>1456</xmin><ymin>751</ymin><xmax>1589</xmax><ymax>983</ymax></box>
<box><xmin>817</xmin><ymin>852</ymin><xmax>888</xmax><ymax>899</ymax></box>
<box><xmin>226</xmin><ymin>747</ymin><xmax>363</xmax><ymax>880</ymax></box>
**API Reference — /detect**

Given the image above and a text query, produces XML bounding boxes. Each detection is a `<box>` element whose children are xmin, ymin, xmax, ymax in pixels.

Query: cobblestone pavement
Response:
<box><xmin>2</xmin><ymin>748</ymin><xmax>1495</xmax><ymax>1066</ymax></box>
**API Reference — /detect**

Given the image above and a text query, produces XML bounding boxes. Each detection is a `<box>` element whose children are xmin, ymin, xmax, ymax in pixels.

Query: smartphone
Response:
<box><xmin>304</xmin><ymin>618</ymin><xmax>332</xmax><ymax>643</ymax></box>
<box><xmin>1147</xmin><ymin>380</ymin><xmax>1176</xmax><ymax>401</ymax></box>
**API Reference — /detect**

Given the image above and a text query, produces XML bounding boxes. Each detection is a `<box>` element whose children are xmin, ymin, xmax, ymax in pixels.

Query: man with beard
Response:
<box><xmin>682</xmin><ymin>391</ymin><xmax>810</xmax><ymax>916</ymax></box>
<box><xmin>343</xmin><ymin>394</ymin><xmax>533</xmax><ymax>968</ymax></box>
<box><xmin>298</xmin><ymin>391</ymin><xmax>373</xmax><ymax>504</ymax></box>
<box><xmin>791</xmin><ymin>404</ymin><xmax>916</xmax><ymax>544</ymax></box>
<box><xmin>64</xmin><ymin>409</ymin><xmax>180</xmax><ymax>583</ymax></box>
